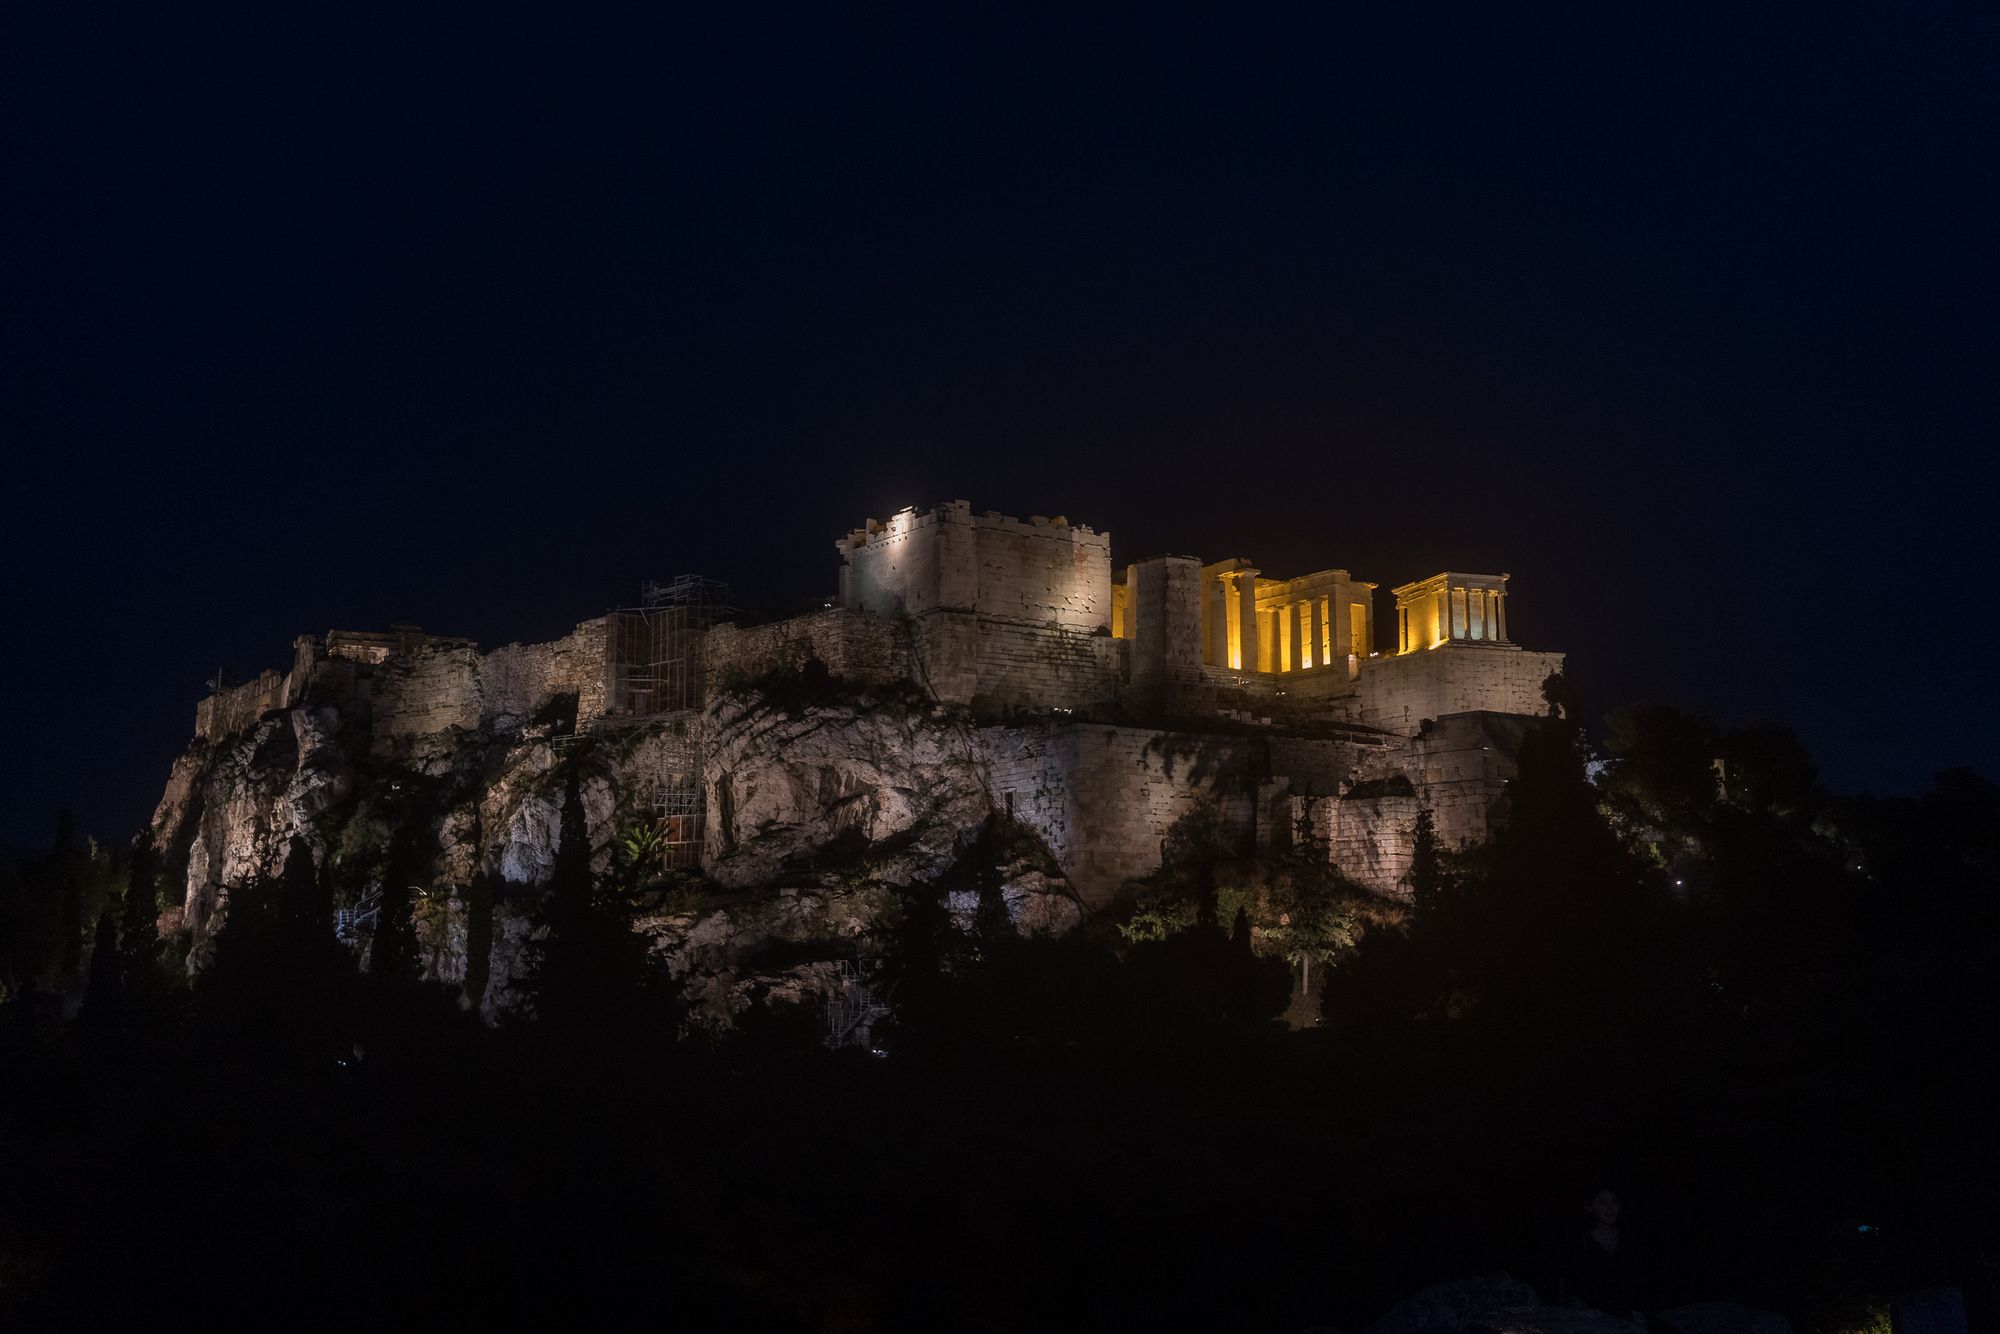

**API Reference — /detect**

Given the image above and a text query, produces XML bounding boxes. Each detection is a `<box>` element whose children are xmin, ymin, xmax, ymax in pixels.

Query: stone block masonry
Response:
<box><xmin>1294</xmin><ymin>710</ymin><xmax>1541</xmax><ymax>895</ymax></box>
<box><xmin>702</xmin><ymin>610</ymin><xmax>912</xmax><ymax>693</ymax></box>
<box><xmin>193</xmin><ymin>669</ymin><xmax>290</xmax><ymax>740</ymax></box>
<box><xmin>982</xmin><ymin>723</ymin><xmax>1270</xmax><ymax>909</ymax></box>
<box><xmin>1353</xmin><ymin>644</ymin><xmax>1564</xmax><ymax>736</ymax></box>
<box><xmin>193</xmin><ymin>620</ymin><xmax>615</xmax><ymax>754</ymax></box>
<box><xmin>839</xmin><ymin>501</ymin><xmax>1113</xmax><ymax>633</ymax></box>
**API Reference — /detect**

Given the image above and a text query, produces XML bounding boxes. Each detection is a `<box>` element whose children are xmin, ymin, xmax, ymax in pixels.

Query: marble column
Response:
<box><xmin>1233</xmin><ymin>572</ymin><xmax>1258</xmax><ymax>672</ymax></box>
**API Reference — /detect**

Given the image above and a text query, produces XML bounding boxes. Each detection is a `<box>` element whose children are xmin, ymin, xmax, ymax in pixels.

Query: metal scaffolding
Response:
<box><xmin>825</xmin><ymin>957</ymin><xmax>890</xmax><ymax>1050</ymax></box>
<box><xmin>608</xmin><ymin>575</ymin><xmax>733</xmax><ymax>718</ymax></box>
<box><xmin>606</xmin><ymin>576</ymin><xmax>734</xmax><ymax>873</ymax></box>
<box><xmin>650</xmin><ymin>719</ymin><xmax>705</xmax><ymax>871</ymax></box>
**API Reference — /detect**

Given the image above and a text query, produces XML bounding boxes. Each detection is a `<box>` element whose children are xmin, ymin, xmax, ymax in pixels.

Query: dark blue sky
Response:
<box><xmin>4</xmin><ymin>5</ymin><xmax>1995</xmax><ymax>846</ymax></box>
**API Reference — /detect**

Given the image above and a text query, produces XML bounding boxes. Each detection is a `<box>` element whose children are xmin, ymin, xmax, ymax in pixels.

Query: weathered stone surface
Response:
<box><xmin>943</xmin><ymin>871</ymin><xmax>1082</xmax><ymax>937</ymax></box>
<box><xmin>702</xmin><ymin>687</ymin><xmax>993</xmax><ymax>889</ymax></box>
<box><xmin>634</xmin><ymin>883</ymin><xmax>897</xmax><ymax>1026</ymax></box>
<box><xmin>156</xmin><ymin>707</ymin><xmax>352</xmax><ymax>965</ymax></box>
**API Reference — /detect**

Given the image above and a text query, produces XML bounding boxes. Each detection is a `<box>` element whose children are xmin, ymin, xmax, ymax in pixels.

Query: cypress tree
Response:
<box><xmin>370</xmin><ymin>827</ymin><xmax>425</xmax><ymax>983</ymax></box>
<box><xmin>120</xmin><ymin>838</ymin><xmax>161</xmax><ymax>979</ymax></box>
<box><xmin>516</xmin><ymin>767</ymin><xmax>678</xmax><ymax>1037</ymax></box>
<box><xmin>81</xmin><ymin>911</ymin><xmax>122</xmax><ymax>1019</ymax></box>
<box><xmin>970</xmin><ymin>842</ymin><xmax>1014</xmax><ymax>958</ymax></box>
<box><xmin>1407</xmin><ymin>805</ymin><xmax>1449</xmax><ymax>936</ymax></box>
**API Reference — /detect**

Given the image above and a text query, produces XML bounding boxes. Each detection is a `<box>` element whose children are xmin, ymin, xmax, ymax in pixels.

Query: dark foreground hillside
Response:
<box><xmin>2</xmin><ymin>706</ymin><xmax>1995</xmax><ymax>1331</ymax></box>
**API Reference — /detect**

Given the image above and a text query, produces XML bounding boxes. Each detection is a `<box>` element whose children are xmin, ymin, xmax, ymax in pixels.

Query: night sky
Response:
<box><xmin>5</xmin><ymin>6</ymin><xmax>1994</xmax><ymax>848</ymax></box>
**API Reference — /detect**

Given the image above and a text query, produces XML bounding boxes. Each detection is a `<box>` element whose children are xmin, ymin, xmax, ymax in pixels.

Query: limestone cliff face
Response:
<box><xmin>149</xmin><ymin>673</ymin><xmax>1083</xmax><ymax>1022</ymax></box>
<box><xmin>701</xmin><ymin>683</ymin><xmax>993</xmax><ymax>890</ymax></box>
<box><xmin>154</xmin><ymin>707</ymin><xmax>354</xmax><ymax>966</ymax></box>
<box><xmin>152</xmin><ymin>712</ymin><xmax>625</xmax><ymax>972</ymax></box>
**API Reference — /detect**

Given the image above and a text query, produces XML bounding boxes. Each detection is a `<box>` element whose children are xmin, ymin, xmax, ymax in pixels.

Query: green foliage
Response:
<box><xmin>1118</xmin><ymin>894</ymin><xmax>1196</xmax><ymax>943</ymax></box>
<box><xmin>1118</xmin><ymin>801</ymin><xmax>1238</xmax><ymax>941</ymax></box>
<box><xmin>658</xmin><ymin>873</ymin><xmax>712</xmax><ymax>918</ymax></box>
<box><xmin>616</xmin><ymin>822</ymin><xmax>666</xmax><ymax>886</ymax></box>
<box><xmin>1718</xmin><ymin>722</ymin><xmax>1819</xmax><ymax>818</ymax></box>
<box><xmin>1405</xmin><ymin>805</ymin><xmax>1450</xmax><ymax>933</ymax></box>
<box><xmin>513</xmin><ymin>768</ymin><xmax>684</xmax><ymax>1042</ymax></box>
<box><xmin>120</xmin><ymin>839</ymin><xmax>162</xmax><ymax>973</ymax></box>
<box><xmin>369</xmin><ymin>856</ymin><xmax>423</xmax><ymax>984</ymax></box>
<box><xmin>1603</xmin><ymin>703</ymin><xmax>1722</xmax><ymax>825</ymax></box>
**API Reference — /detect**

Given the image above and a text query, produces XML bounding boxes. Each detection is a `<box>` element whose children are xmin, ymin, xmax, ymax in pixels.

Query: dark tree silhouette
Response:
<box><xmin>1602</xmin><ymin>704</ymin><xmax>1722</xmax><ymax>827</ymax></box>
<box><xmin>370</xmin><ymin>824</ymin><xmax>426</xmax><ymax>983</ymax></box>
<box><xmin>1407</xmin><ymin>804</ymin><xmax>1450</xmax><ymax>935</ymax></box>
<box><xmin>514</xmin><ymin>767</ymin><xmax>680</xmax><ymax>1041</ymax></box>
<box><xmin>119</xmin><ymin>837</ymin><xmax>161</xmax><ymax>978</ymax></box>
<box><xmin>198</xmin><ymin>836</ymin><xmax>355</xmax><ymax>1064</ymax></box>
<box><xmin>80</xmin><ymin>912</ymin><xmax>121</xmax><ymax>1019</ymax></box>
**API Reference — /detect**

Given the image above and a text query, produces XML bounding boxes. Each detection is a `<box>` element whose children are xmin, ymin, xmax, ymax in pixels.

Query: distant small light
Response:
<box><xmin>1675</xmin><ymin>879</ymin><xmax>1683</xmax><ymax>887</ymax></box>
<box><xmin>1857</xmin><ymin>1223</ymin><xmax>1874</xmax><ymax>1234</ymax></box>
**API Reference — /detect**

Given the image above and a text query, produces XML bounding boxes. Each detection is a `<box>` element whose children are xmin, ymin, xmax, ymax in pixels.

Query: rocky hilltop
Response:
<box><xmin>150</xmin><ymin>663</ymin><xmax>1082</xmax><ymax>1023</ymax></box>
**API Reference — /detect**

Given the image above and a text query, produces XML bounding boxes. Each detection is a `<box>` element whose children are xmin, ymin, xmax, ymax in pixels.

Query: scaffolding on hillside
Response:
<box><xmin>825</xmin><ymin>958</ymin><xmax>890</xmax><ymax>1050</ymax></box>
<box><xmin>648</xmin><ymin>718</ymin><xmax>705</xmax><ymax>871</ymax></box>
<box><xmin>605</xmin><ymin>576</ymin><xmax>735</xmax><ymax>872</ymax></box>
<box><xmin>607</xmin><ymin>575</ymin><xmax>733</xmax><ymax>719</ymax></box>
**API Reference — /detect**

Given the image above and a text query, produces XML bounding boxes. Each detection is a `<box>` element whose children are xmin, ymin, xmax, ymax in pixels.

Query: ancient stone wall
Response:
<box><xmin>368</xmin><ymin>646</ymin><xmax>484</xmax><ymax>747</ymax></box>
<box><xmin>555</xmin><ymin>617</ymin><xmax>610</xmax><ymax>725</ymax></box>
<box><xmin>1353</xmin><ymin>645</ymin><xmax>1564</xmax><ymax>735</ymax></box>
<box><xmin>193</xmin><ymin>669</ymin><xmax>291</xmax><ymax>741</ymax></box>
<box><xmin>917</xmin><ymin>615</ymin><xmax>1125</xmax><ymax>715</ymax></box>
<box><xmin>1324</xmin><ymin>787</ymin><xmax>1424</xmax><ymax>895</ymax></box>
<box><xmin>366</xmin><ymin>619</ymin><xmax>612</xmax><ymax>752</ymax></box>
<box><xmin>703</xmin><ymin>609</ymin><xmax>911</xmax><ymax>691</ymax></box>
<box><xmin>1290</xmin><ymin>710</ymin><xmax>1540</xmax><ymax>895</ymax></box>
<box><xmin>981</xmin><ymin>723</ymin><xmax>1266</xmax><ymax>909</ymax></box>
<box><xmin>1127</xmin><ymin>555</ymin><xmax>1202</xmax><ymax>683</ymax></box>
<box><xmin>477</xmin><ymin>617</ymin><xmax>611</xmax><ymax>729</ymax></box>
<box><xmin>839</xmin><ymin>501</ymin><xmax>1112</xmax><ymax>632</ymax></box>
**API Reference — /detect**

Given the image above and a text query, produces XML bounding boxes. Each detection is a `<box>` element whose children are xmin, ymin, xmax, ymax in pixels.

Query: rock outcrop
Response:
<box><xmin>148</xmin><ymin>666</ymin><xmax>1083</xmax><ymax>1022</ymax></box>
<box><xmin>702</xmin><ymin>682</ymin><xmax>993</xmax><ymax>889</ymax></box>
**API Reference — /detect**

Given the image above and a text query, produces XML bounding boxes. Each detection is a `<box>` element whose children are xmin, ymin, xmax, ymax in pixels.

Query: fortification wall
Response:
<box><xmin>1312</xmin><ymin>788</ymin><xmax>1424</xmax><ymax>896</ymax></box>
<box><xmin>704</xmin><ymin>607</ymin><xmax>1126</xmax><ymax>717</ymax></box>
<box><xmin>1264</xmin><ymin>733</ymin><xmax>1392</xmax><ymax>796</ymax></box>
<box><xmin>982</xmin><ymin>723</ymin><xmax>1265</xmax><ymax>909</ymax></box>
<box><xmin>367</xmin><ymin>618</ymin><xmax>612</xmax><ymax>752</ymax></box>
<box><xmin>704</xmin><ymin>609</ymin><xmax>912</xmax><ymax>691</ymax></box>
<box><xmin>1353</xmin><ymin>645</ymin><xmax>1563</xmax><ymax>735</ymax></box>
<box><xmin>1127</xmin><ymin>555</ymin><xmax>1202</xmax><ymax>683</ymax></box>
<box><xmin>841</xmin><ymin>502</ymin><xmax>1112</xmax><ymax>632</ymax></box>
<box><xmin>1292</xmin><ymin>710</ymin><xmax>1539</xmax><ymax>895</ymax></box>
<box><xmin>916</xmin><ymin>615</ymin><xmax>1125</xmax><ymax>715</ymax></box>
<box><xmin>369</xmin><ymin>646</ymin><xmax>484</xmax><ymax>746</ymax></box>
<box><xmin>194</xmin><ymin>669</ymin><xmax>291</xmax><ymax>741</ymax></box>
<box><xmin>479</xmin><ymin>617</ymin><xmax>610</xmax><ymax>729</ymax></box>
